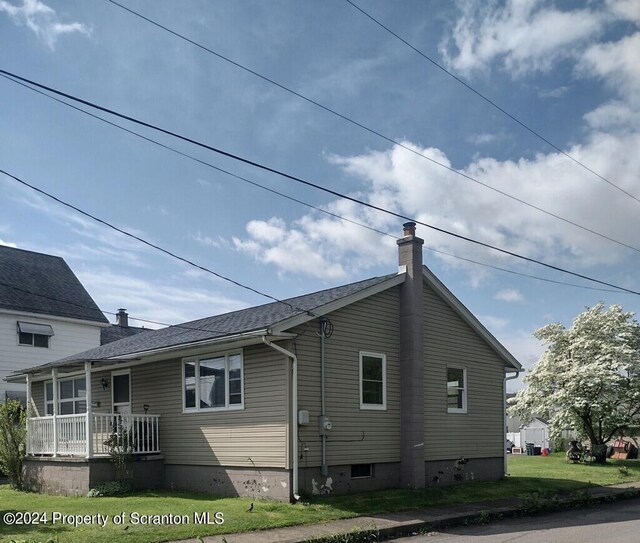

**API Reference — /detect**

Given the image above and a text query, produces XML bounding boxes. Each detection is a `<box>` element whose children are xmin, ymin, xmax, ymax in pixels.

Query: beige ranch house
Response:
<box><xmin>9</xmin><ymin>223</ymin><xmax>521</xmax><ymax>500</ymax></box>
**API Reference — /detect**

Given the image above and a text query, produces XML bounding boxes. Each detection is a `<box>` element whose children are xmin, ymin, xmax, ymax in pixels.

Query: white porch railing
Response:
<box><xmin>27</xmin><ymin>413</ymin><xmax>160</xmax><ymax>457</ymax></box>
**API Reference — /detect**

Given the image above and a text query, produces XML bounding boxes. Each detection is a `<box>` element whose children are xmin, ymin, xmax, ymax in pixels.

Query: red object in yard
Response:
<box><xmin>541</xmin><ymin>448</ymin><xmax>550</xmax><ymax>456</ymax></box>
<box><xmin>612</xmin><ymin>439</ymin><xmax>636</xmax><ymax>460</ymax></box>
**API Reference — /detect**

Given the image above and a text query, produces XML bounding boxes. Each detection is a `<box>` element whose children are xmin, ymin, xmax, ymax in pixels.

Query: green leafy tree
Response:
<box><xmin>0</xmin><ymin>399</ymin><xmax>27</xmax><ymax>489</ymax></box>
<box><xmin>510</xmin><ymin>303</ymin><xmax>640</xmax><ymax>464</ymax></box>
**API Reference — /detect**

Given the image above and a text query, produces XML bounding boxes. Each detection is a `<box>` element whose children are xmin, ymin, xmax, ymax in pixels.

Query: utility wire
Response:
<box><xmin>0</xmin><ymin>73</ymin><xmax>390</xmax><ymax>239</ymax></box>
<box><xmin>1</xmin><ymin>69</ymin><xmax>638</xmax><ymax>296</ymax></box>
<box><xmin>101</xmin><ymin>1</ymin><xmax>640</xmax><ymax>243</ymax></box>
<box><xmin>0</xmin><ymin>281</ymin><xmax>266</xmax><ymax>338</ymax></box>
<box><xmin>1</xmin><ymin>73</ymin><xmax>625</xmax><ymax>296</ymax></box>
<box><xmin>0</xmin><ymin>167</ymin><xmax>311</xmax><ymax>314</ymax></box>
<box><xmin>344</xmin><ymin>0</ymin><xmax>640</xmax><ymax>205</ymax></box>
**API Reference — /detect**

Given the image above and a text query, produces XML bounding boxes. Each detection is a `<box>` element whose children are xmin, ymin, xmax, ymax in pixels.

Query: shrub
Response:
<box><xmin>87</xmin><ymin>481</ymin><xmax>133</xmax><ymax>497</ymax></box>
<box><xmin>0</xmin><ymin>399</ymin><xmax>27</xmax><ymax>489</ymax></box>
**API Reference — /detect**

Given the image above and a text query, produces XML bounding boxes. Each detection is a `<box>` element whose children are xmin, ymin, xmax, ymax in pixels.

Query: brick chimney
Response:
<box><xmin>397</xmin><ymin>222</ymin><xmax>426</xmax><ymax>488</ymax></box>
<box><xmin>116</xmin><ymin>308</ymin><xmax>129</xmax><ymax>328</ymax></box>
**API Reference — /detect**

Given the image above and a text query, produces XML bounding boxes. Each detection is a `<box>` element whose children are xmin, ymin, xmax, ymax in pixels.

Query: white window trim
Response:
<box><xmin>447</xmin><ymin>366</ymin><xmax>467</xmax><ymax>414</ymax></box>
<box><xmin>182</xmin><ymin>350</ymin><xmax>244</xmax><ymax>413</ymax></box>
<box><xmin>44</xmin><ymin>376</ymin><xmax>87</xmax><ymax>415</ymax></box>
<box><xmin>359</xmin><ymin>351</ymin><xmax>387</xmax><ymax>411</ymax></box>
<box><xmin>17</xmin><ymin>322</ymin><xmax>53</xmax><ymax>348</ymax></box>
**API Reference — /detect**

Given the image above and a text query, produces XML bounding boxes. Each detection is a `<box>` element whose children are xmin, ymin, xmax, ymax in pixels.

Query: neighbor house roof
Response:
<box><xmin>13</xmin><ymin>272</ymin><xmax>402</xmax><ymax>375</ymax></box>
<box><xmin>0</xmin><ymin>245</ymin><xmax>108</xmax><ymax>324</ymax></box>
<box><xmin>9</xmin><ymin>263</ymin><xmax>522</xmax><ymax>378</ymax></box>
<box><xmin>100</xmin><ymin>324</ymin><xmax>149</xmax><ymax>345</ymax></box>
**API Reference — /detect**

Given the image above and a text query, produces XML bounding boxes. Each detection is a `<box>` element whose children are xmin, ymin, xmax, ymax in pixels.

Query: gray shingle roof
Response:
<box><xmin>31</xmin><ymin>273</ymin><xmax>398</xmax><ymax>370</ymax></box>
<box><xmin>100</xmin><ymin>324</ymin><xmax>149</xmax><ymax>345</ymax></box>
<box><xmin>0</xmin><ymin>246</ymin><xmax>108</xmax><ymax>324</ymax></box>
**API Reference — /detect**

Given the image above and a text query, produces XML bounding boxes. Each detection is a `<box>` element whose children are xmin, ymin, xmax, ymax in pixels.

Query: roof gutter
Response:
<box><xmin>9</xmin><ymin>328</ymin><xmax>282</xmax><ymax>379</ymax></box>
<box><xmin>262</xmin><ymin>336</ymin><xmax>299</xmax><ymax>501</ymax></box>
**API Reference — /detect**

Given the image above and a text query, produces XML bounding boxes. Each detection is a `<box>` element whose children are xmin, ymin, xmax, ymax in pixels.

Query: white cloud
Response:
<box><xmin>234</xmin><ymin>129</ymin><xmax>640</xmax><ymax>282</ymax></box>
<box><xmin>192</xmin><ymin>232</ymin><xmax>228</xmax><ymax>249</ymax></box>
<box><xmin>579</xmin><ymin>33</ymin><xmax>640</xmax><ymax>131</ymax></box>
<box><xmin>606</xmin><ymin>0</ymin><xmax>640</xmax><ymax>23</ymax></box>
<box><xmin>11</xmin><ymin>187</ymin><xmax>151</xmax><ymax>265</ymax></box>
<box><xmin>495</xmin><ymin>288</ymin><xmax>524</xmax><ymax>303</ymax></box>
<box><xmin>77</xmin><ymin>268</ymin><xmax>247</xmax><ymax>327</ymax></box>
<box><xmin>538</xmin><ymin>86</ymin><xmax>569</xmax><ymax>99</ymax></box>
<box><xmin>468</xmin><ymin>133</ymin><xmax>499</xmax><ymax>145</ymax></box>
<box><xmin>479</xmin><ymin>315</ymin><xmax>509</xmax><ymax>330</ymax></box>
<box><xmin>501</xmin><ymin>330</ymin><xmax>545</xmax><ymax>392</ymax></box>
<box><xmin>0</xmin><ymin>238</ymin><xmax>17</xmax><ymax>248</ymax></box>
<box><xmin>440</xmin><ymin>0</ymin><xmax>606</xmax><ymax>76</ymax></box>
<box><xmin>233</xmin><ymin>218</ymin><xmax>351</xmax><ymax>280</ymax></box>
<box><xmin>0</xmin><ymin>0</ymin><xmax>91</xmax><ymax>49</ymax></box>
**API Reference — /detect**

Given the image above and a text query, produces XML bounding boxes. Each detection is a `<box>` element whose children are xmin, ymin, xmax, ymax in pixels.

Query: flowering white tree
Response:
<box><xmin>509</xmin><ymin>303</ymin><xmax>640</xmax><ymax>463</ymax></box>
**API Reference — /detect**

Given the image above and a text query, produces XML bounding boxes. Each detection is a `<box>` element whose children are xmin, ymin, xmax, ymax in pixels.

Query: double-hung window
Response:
<box><xmin>359</xmin><ymin>351</ymin><xmax>386</xmax><ymax>410</ymax></box>
<box><xmin>17</xmin><ymin>321</ymin><xmax>53</xmax><ymax>348</ymax></box>
<box><xmin>45</xmin><ymin>377</ymin><xmax>87</xmax><ymax>415</ymax></box>
<box><xmin>447</xmin><ymin>367</ymin><xmax>467</xmax><ymax>413</ymax></box>
<box><xmin>183</xmin><ymin>351</ymin><xmax>243</xmax><ymax>411</ymax></box>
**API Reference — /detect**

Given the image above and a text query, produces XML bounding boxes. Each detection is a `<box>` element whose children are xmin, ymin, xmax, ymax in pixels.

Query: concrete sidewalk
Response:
<box><xmin>175</xmin><ymin>481</ymin><xmax>640</xmax><ymax>543</ymax></box>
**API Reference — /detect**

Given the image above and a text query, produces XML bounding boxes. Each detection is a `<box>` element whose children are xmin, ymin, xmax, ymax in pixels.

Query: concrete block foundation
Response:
<box><xmin>425</xmin><ymin>457</ymin><xmax>504</xmax><ymax>485</ymax></box>
<box><xmin>164</xmin><ymin>465</ymin><xmax>291</xmax><ymax>501</ymax></box>
<box><xmin>22</xmin><ymin>455</ymin><xmax>164</xmax><ymax>496</ymax></box>
<box><xmin>299</xmin><ymin>462</ymin><xmax>400</xmax><ymax>496</ymax></box>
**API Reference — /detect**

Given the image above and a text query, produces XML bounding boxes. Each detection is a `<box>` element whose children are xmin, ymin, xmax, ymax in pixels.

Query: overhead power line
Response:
<box><xmin>0</xmin><ymin>75</ymin><xmax>637</xmax><ymax>296</ymax></box>
<box><xmin>344</xmin><ymin>0</ymin><xmax>640</xmax><ymax>206</ymax></box>
<box><xmin>1</xmin><ymin>74</ymin><xmax>625</xmax><ymax>296</ymax></box>
<box><xmin>0</xmin><ymin>281</ymin><xmax>258</xmax><ymax>338</ymax></box>
<box><xmin>101</xmin><ymin>1</ymin><xmax>640</xmax><ymax>244</ymax></box>
<box><xmin>0</xmin><ymin>167</ymin><xmax>315</xmax><ymax>315</ymax></box>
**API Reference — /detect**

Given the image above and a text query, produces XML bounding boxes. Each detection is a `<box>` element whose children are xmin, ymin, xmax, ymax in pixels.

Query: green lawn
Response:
<box><xmin>2</xmin><ymin>454</ymin><xmax>640</xmax><ymax>543</ymax></box>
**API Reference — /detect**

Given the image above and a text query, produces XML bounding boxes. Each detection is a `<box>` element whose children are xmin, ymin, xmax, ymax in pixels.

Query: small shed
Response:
<box><xmin>520</xmin><ymin>417</ymin><xmax>550</xmax><ymax>450</ymax></box>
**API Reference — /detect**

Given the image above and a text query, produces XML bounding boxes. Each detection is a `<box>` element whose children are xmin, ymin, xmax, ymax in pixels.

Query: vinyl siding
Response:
<box><xmin>296</xmin><ymin>287</ymin><xmax>400</xmax><ymax>466</ymax></box>
<box><xmin>28</xmin><ymin>344</ymin><xmax>289</xmax><ymax>468</ymax></box>
<box><xmin>132</xmin><ymin>343</ymin><xmax>288</xmax><ymax>468</ymax></box>
<box><xmin>0</xmin><ymin>312</ymin><xmax>102</xmax><ymax>400</ymax></box>
<box><xmin>423</xmin><ymin>282</ymin><xmax>506</xmax><ymax>460</ymax></box>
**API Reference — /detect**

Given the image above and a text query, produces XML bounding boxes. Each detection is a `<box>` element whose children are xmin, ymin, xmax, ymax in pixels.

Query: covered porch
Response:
<box><xmin>25</xmin><ymin>361</ymin><xmax>160</xmax><ymax>459</ymax></box>
<box><xmin>27</xmin><ymin>412</ymin><xmax>160</xmax><ymax>457</ymax></box>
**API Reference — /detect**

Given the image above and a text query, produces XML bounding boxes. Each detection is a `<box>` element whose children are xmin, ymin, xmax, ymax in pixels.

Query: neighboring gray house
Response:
<box><xmin>9</xmin><ymin>223</ymin><xmax>522</xmax><ymax>500</ymax></box>
<box><xmin>0</xmin><ymin>246</ymin><xmax>110</xmax><ymax>404</ymax></box>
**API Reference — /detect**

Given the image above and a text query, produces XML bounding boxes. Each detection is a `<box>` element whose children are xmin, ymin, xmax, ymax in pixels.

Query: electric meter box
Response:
<box><xmin>298</xmin><ymin>409</ymin><xmax>310</xmax><ymax>425</ymax></box>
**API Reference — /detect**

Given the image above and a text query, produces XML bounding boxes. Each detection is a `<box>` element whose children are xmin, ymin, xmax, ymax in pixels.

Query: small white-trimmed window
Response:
<box><xmin>447</xmin><ymin>367</ymin><xmax>467</xmax><ymax>413</ymax></box>
<box><xmin>45</xmin><ymin>377</ymin><xmax>87</xmax><ymax>415</ymax></box>
<box><xmin>359</xmin><ymin>352</ymin><xmax>386</xmax><ymax>410</ymax></box>
<box><xmin>183</xmin><ymin>351</ymin><xmax>243</xmax><ymax>412</ymax></box>
<box><xmin>17</xmin><ymin>322</ymin><xmax>53</xmax><ymax>348</ymax></box>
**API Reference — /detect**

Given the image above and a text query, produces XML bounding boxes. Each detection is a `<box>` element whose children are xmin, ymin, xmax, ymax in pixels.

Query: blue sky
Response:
<box><xmin>1</xmin><ymin>0</ymin><xmax>639</xmax><ymax>390</ymax></box>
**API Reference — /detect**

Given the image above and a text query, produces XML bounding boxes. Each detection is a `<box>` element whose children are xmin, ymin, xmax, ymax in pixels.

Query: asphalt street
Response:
<box><xmin>389</xmin><ymin>498</ymin><xmax>640</xmax><ymax>542</ymax></box>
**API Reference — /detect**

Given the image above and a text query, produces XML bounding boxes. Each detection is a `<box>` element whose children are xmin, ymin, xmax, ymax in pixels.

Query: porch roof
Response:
<box><xmin>9</xmin><ymin>273</ymin><xmax>400</xmax><ymax>378</ymax></box>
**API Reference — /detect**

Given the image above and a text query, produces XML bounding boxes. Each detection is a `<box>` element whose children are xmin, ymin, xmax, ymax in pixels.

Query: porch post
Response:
<box><xmin>52</xmin><ymin>368</ymin><xmax>58</xmax><ymax>457</ymax></box>
<box><xmin>85</xmin><ymin>362</ymin><xmax>93</xmax><ymax>459</ymax></box>
<box><xmin>25</xmin><ymin>373</ymin><xmax>31</xmax><ymax>455</ymax></box>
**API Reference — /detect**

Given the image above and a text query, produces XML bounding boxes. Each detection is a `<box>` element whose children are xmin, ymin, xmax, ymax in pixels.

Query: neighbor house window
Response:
<box><xmin>447</xmin><ymin>367</ymin><xmax>467</xmax><ymax>413</ymax></box>
<box><xmin>359</xmin><ymin>352</ymin><xmax>386</xmax><ymax>410</ymax></box>
<box><xmin>17</xmin><ymin>322</ymin><xmax>54</xmax><ymax>348</ymax></box>
<box><xmin>45</xmin><ymin>377</ymin><xmax>87</xmax><ymax>415</ymax></box>
<box><xmin>183</xmin><ymin>351</ymin><xmax>243</xmax><ymax>411</ymax></box>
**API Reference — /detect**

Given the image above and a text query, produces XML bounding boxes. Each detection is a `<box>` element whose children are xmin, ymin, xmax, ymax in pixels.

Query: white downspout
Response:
<box><xmin>262</xmin><ymin>337</ymin><xmax>298</xmax><ymax>500</ymax></box>
<box><xmin>504</xmin><ymin>370</ymin><xmax>521</xmax><ymax>476</ymax></box>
